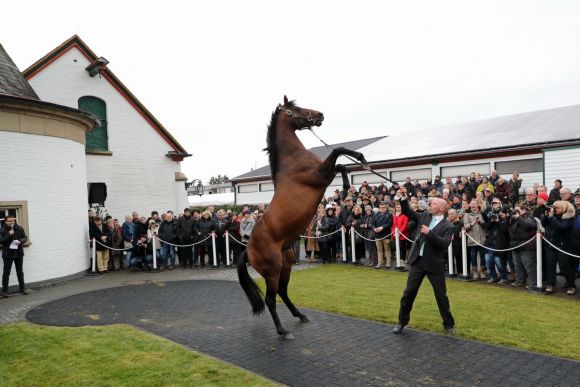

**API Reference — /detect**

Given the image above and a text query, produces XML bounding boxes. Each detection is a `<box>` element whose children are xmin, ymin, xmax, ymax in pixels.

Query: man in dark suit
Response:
<box><xmin>393</xmin><ymin>188</ymin><xmax>456</xmax><ymax>334</ymax></box>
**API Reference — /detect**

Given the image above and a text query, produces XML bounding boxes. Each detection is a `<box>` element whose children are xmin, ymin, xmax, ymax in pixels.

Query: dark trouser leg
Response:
<box><xmin>2</xmin><ymin>256</ymin><xmax>15</xmax><ymax>292</ymax></box>
<box><xmin>398</xmin><ymin>266</ymin><xmax>425</xmax><ymax>325</ymax></box>
<box><xmin>545</xmin><ymin>246</ymin><xmax>558</xmax><ymax>287</ymax></box>
<box><xmin>427</xmin><ymin>272</ymin><xmax>455</xmax><ymax>328</ymax></box>
<box><xmin>14</xmin><ymin>256</ymin><xmax>25</xmax><ymax>290</ymax></box>
<box><xmin>556</xmin><ymin>252</ymin><xmax>576</xmax><ymax>289</ymax></box>
<box><xmin>521</xmin><ymin>250</ymin><xmax>537</xmax><ymax>287</ymax></box>
<box><xmin>329</xmin><ymin>241</ymin><xmax>337</xmax><ymax>262</ymax></box>
<box><xmin>452</xmin><ymin>243</ymin><xmax>462</xmax><ymax>274</ymax></box>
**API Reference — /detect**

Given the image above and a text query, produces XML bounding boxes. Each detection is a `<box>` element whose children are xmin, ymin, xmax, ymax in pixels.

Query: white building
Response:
<box><xmin>0</xmin><ymin>43</ymin><xmax>97</xmax><ymax>288</ymax></box>
<box><xmin>23</xmin><ymin>35</ymin><xmax>191</xmax><ymax>218</ymax></box>
<box><xmin>0</xmin><ymin>36</ymin><xmax>191</xmax><ymax>288</ymax></box>
<box><xmin>232</xmin><ymin>104</ymin><xmax>580</xmax><ymax>203</ymax></box>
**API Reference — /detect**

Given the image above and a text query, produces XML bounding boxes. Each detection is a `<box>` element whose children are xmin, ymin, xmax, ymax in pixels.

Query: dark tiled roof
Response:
<box><xmin>0</xmin><ymin>43</ymin><xmax>39</xmax><ymax>100</ymax></box>
<box><xmin>233</xmin><ymin>136</ymin><xmax>386</xmax><ymax>181</ymax></box>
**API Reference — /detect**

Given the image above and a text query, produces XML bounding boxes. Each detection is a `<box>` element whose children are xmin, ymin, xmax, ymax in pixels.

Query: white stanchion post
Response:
<box><xmin>225</xmin><ymin>232</ymin><xmax>230</xmax><ymax>266</ymax></box>
<box><xmin>351</xmin><ymin>228</ymin><xmax>356</xmax><ymax>263</ymax></box>
<box><xmin>447</xmin><ymin>241</ymin><xmax>454</xmax><ymax>277</ymax></box>
<box><xmin>535</xmin><ymin>232</ymin><xmax>543</xmax><ymax>291</ymax></box>
<box><xmin>461</xmin><ymin>229</ymin><xmax>469</xmax><ymax>279</ymax></box>
<box><xmin>341</xmin><ymin>227</ymin><xmax>347</xmax><ymax>263</ymax></box>
<box><xmin>394</xmin><ymin>228</ymin><xmax>403</xmax><ymax>271</ymax></box>
<box><xmin>212</xmin><ymin>233</ymin><xmax>217</xmax><ymax>267</ymax></box>
<box><xmin>91</xmin><ymin>237</ymin><xmax>97</xmax><ymax>273</ymax></box>
<box><xmin>152</xmin><ymin>236</ymin><xmax>158</xmax><ymax>270</ymax></box>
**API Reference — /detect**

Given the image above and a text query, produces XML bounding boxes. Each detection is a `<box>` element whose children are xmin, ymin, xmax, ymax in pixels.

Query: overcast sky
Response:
<box><xmin>3</xmin><ymin>1</ymin><xmax>580</xmax><ymax>184</ymax></box>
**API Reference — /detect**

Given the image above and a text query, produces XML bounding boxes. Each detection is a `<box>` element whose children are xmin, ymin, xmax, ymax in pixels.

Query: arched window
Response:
<box><xmin>78</xmin><ymin>96</ymin><xmax>108</xmax><ymax>151</ymax></box>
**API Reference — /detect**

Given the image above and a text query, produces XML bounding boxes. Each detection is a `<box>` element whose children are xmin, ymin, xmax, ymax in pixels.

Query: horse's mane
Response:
<box><xmin>265</xmin><ymin>100</ymin><xmax>296</xmax><ymax>184</ymax></box>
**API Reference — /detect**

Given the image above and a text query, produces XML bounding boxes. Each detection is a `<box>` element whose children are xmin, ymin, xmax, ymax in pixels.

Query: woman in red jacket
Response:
<box><xmin>391</xmin><ymin>203</ymin><xmax>410</xmax><ymax>262</ymax></box>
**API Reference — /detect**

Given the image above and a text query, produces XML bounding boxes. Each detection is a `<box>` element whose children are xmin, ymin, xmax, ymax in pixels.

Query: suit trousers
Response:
<box><xmin>2</xmin><ymin>255</ymin><xmax>25</xmax><ymax>292</ymax></box>
<box><xmin>398</xmin><ymin>261</ymin><xmax>455</xmax><ymax>328</ymax></box>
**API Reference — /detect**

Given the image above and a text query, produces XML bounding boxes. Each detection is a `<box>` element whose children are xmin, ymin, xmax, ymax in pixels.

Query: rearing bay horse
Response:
<box><xmin>237</xmin><ymin>96</ymin><xmax>369</xmax><ymax>339</ymax></box>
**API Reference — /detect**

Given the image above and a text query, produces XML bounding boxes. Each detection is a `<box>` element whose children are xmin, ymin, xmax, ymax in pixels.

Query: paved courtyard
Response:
<box><xmin>8</xmin><ymin>266</ymin><xmax>577</xmax><ymax>387</ymax></box>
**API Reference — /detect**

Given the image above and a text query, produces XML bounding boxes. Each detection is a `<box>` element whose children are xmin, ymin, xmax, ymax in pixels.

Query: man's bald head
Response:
<box><xmin>429</xmin><ymin>198</ymin><xmax>448</xmax><ymax>216</ymax></box>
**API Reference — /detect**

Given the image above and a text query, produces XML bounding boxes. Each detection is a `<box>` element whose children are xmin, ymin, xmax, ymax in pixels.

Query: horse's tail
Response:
<box><xmin>237</xmin><ymin>249</ymin><xmax>265</xmax><ymax>315</ymax></box>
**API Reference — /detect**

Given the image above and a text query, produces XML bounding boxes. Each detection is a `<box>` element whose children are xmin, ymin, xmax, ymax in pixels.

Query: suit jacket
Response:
<box><xmin>400</xmin><ymin>198</ymin><xmax>453</xmax><ymax>273</ymax></box>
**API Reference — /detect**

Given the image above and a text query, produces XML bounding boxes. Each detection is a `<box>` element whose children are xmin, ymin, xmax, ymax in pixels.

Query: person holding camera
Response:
<box><xmin>483</xmin><ymin>200</ymin><xmax>510</xmax><ymax>284</ymax></box>
<box><xmin>1</xmin><ymin>215</ymin><xmax>28</xmax><ymax>298</ymax></box>
<box><xmin>509</xmin><ymin>205</ymin><xmax>537</xmax><ymax>288</ymax></box>
<box><xmin>542</xmin><ymin>200</ymin><xmax>577</xmax><ymax>294</ymax></box>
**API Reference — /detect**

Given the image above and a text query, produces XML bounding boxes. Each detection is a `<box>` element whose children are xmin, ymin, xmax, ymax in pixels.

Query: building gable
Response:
<box><xmin>22</xmin><ymin>35</ymin><xmax>190</xmax><ymax>160</ymax></box>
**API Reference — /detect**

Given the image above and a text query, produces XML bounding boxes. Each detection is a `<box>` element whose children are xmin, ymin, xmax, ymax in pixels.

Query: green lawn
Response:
<box><xmin>263</xmin><ymin>264</ymin><xmax>580</xmax><ymax>360</ymax></box>
<box><xmin>0</xmin><ymin>323</ymin><xmax>274</xmax><ymax>387</ymax></box>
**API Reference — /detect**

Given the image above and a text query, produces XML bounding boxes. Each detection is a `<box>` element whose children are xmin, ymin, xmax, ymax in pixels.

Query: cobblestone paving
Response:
<box><xmin>25</xmin><ymin>279</ymin><xmax>580</xmax><ymax>387</ymax></box>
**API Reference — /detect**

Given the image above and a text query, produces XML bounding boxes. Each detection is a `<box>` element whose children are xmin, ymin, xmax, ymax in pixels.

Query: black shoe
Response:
<box><xmin>444</xmin><ymin>327</ymin><xmax>455</xmax><ymax>335</ymax></box>
<box><xmin>1</xmin><ymin>292</ymin><xmax>8</xmax><ymax>299</ymax></box>
<box><xmin>393</xmin><ymin>323</ymin><xmax>406</xmax><ymax>334</ymax></box>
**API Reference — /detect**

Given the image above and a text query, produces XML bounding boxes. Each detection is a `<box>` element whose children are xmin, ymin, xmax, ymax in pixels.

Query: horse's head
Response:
<box><xmin>278</xmin><ymin>95</ymin><xmax>324</xmax><ymax>130</ymax></box>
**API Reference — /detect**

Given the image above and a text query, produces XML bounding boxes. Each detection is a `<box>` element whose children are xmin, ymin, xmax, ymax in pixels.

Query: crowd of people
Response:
<box><xmin>302</xmin><ymin>171</ymin><xmax>580</xmax><ymax>296</ymax></box>
<box><xmin>88</xmin><ymin>205</ymin><xmax>263</xmax><ymax>273</ymax></box>
<box><xmin>86</xmin><ymin>170</ymin><xmax>580</xmax><ymax>296</ymax></box>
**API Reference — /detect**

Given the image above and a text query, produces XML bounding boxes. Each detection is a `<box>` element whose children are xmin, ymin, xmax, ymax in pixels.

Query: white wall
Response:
<box><xmin>28</xmin><ymin>47</ymin><xmax>187</xmax><ymax>219</ymax></box>
<box><xmin>544</xmin><ymin>147</ymin><xmax>580</xmax><ymax>190</ymax></box>
<box><xmin>0</xmin><ymin>132</ymin><xmax>89</xmax><ymax>286</ymax></box>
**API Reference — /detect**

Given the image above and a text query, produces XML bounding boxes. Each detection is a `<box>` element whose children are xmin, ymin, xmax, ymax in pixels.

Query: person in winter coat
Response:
<box><xmin>226</xmin><ymin>213</ymin><xmax>243</xmax><ymax>266</ymax></box>
<box><xmin>542</xmin><ymin>200</ymin><xmax>577</xmax><ymax>294</ymax></box>
<box><xmin>463</xmin><ymin>200</ymin><xmax>487</xmax><ymax>279</ymax></box>
<box><xmin>391</xmin><ymin>203</ymin><xmax>410</xmax><ymax>264</ymax></box>
<box><xmin>177</xmin><ymin>208</ymin><xmax>195</xmax><ymax>268</ymax></box>
<box><xmin>122</xmin><ymin>215</ymin><xmax>135</xmax><ymax>269</ymax></box>
<box><xmin>447</xmin><ymin>209</ymin><xmax>464</xmax><ymax>275</ymax></box>
<box><xmin>107</xmin><ymin>218</ymin><xmax>124</xmax><ymax>271</ymax></box>
<box><xmin>194</xmin><ymin>211</ymin><xmax>216</xmax><ymax>267</ymax></box>
<box><xmin>157</xmin><ymin>212</ymin><xmax>176</xmax><ymax>268</ymax></box>
<box><xmin>318</xmin><ymin>206</ymin><xmax>340</xmax><ymax>263</ymax></box>
<box><xmin>89</xmin><ymin>216</ymin><xmax>112</xmax><ymax>273</ymax></box>
<box><xmin>483</xmin><ymin>205</ymin><xmax>510</xmax><ymax>283</ymax></box>
<box><xmin>362</xmin><ymin>205</ymin><xmax>378</xmax><ymax>267</ymax></box>
<box><xmin>346</xmin><ymin>205</ymin><xmax>365</xmax><ymax>264</ymax></box>
<box><xmin>214</xmin><ymin>210</ymin><xmax>229</xmax><ymax>267</ymax></box>
<box><xmin>372</xmin><ymin>202</ymin><xmax>393</xmax><ymax>269</ymax></box>
<box><xmin>509</xmin><ymin>205</ymin><xmax>538</xmax><ymax>288</ymax></box>
<box><xmin>494</xmin><ymin>178</ymin><xmax>510</xmax><ymax>204</ymax></box>
<box><xmin>305</xmin><ymin>208</ymin><xmax>323</xmax><ymax>262</ymax></box>
<box><xmin>0</xmin><ymin>215</ymin><xmax>28</xmax><ymax>297</ymax></box>
<box><xmin>508</xmin><ymin>172</ymin><xmax>523</xmax><ymax>207</ymax></box>
<box><xmin>240</xmin><ymin>210</ymin><xmax>255</xmax><ymax>243</ymax></box>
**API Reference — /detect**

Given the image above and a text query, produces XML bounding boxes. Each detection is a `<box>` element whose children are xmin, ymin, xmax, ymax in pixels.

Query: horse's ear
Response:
<box><xmin>283</xmin><ymin>95</ymin><xmax>289</xmax><ymax>106</ymax></box>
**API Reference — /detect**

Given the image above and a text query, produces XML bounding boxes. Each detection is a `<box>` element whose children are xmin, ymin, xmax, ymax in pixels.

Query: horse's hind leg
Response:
<box><xmin>265</xmin><ymin>275</ymin><xmax>294</xmax><ymax>340</ymax></box>
<box><xmin>278</xmin><ymin>249</ymin><xmax>309</xmax><ymax>323</ymax></box>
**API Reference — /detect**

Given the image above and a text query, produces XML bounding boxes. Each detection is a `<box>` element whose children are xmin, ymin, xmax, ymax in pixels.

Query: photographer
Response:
<box><xmin>508</xmin><ymin>205</ymin><xmax>537</xmax><ymax>288</ymax></box>
<box><xmin>1</xmin><ymin>215</ymin><xmax>28</xmax><ymax>297</ymax></box>
<box><xmin>542</xmin><ymin>200</ymin><xmax>576</xmax><ymax>295</ymax></box>
<box><xmin>483</xmin><ymin>201</ymin><xmax>510</xmax><ymax>284</ymax></box>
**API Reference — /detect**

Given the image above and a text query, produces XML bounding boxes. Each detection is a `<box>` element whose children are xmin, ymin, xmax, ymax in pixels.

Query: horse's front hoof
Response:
<box><xmin>282</xmin><ymin>332</ymin><xmax>295</xmax><ymax>340</ymax></box>
<box><xmin>300</xmin><ymin>315</ymin><xmax>310</xmax><ymax>323</ymax></box>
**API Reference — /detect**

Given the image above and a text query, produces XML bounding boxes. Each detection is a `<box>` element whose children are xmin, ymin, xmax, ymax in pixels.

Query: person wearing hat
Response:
<box><xmin>177</xmin><ymin>208</ymin><xmax>195</xmax><ymax>268</ymax></box>
<box><xmin>533</xmin><ymin>192</ymin><xmax>550</xmax><ymax>219</ymax></box>
<box><xmin>240</xmin><ymin>209</ymin><xmax>255</xmax><ymax>243</ymax></box>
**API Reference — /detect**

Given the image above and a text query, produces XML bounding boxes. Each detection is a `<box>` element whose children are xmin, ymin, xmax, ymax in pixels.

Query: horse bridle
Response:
<box><xmin>278</xmin><ymin>104</ymin><xmax>319</xmax><ymax>128</ymax></box>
